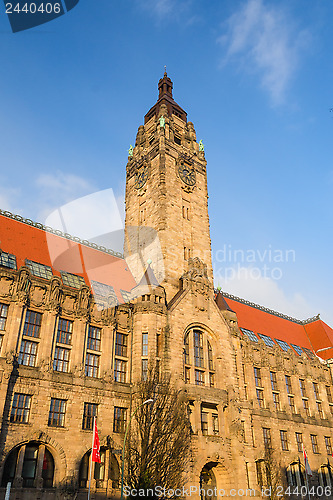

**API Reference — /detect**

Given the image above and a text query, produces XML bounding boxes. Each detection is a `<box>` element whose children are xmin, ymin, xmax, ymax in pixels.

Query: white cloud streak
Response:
<box><xmin>219</xmin><ymin>0</ymin><xmax>310</xmax><ymax>104</ymax></box>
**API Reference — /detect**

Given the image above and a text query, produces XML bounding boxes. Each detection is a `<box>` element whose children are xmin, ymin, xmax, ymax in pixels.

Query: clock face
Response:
<box><xmin>179</xmin><ymin>164</ymin><xmax>196</xmax><ymax>186</ymax></box>
<box><xmin>134</xmin><ymin>165</ymin><xmax>149</xmax><ymax>189</ymax></box>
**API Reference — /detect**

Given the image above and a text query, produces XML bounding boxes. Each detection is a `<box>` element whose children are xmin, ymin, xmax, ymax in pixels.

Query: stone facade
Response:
<box><xmin>0</xmin><ymin>74</ymin><xmax>333</xmax><ymax>500</ymax></box>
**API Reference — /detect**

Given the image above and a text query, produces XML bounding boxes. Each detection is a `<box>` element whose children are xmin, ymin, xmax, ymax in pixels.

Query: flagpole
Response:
<box><xmin>302</xmin><ymin>445</ymin><xmax>311</xmax><ymax>500</ymax></box>
<box><xmin>88</xmin><ymin>416</ymin><xmax>96</xmax><ymax>500</ymax></box>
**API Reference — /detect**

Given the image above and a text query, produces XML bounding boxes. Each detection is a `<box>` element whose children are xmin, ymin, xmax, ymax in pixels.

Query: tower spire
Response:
<box><xmin>144</xmin><ymin>72</ymin><xmax>187</xmax><ymax>123</ymax></box>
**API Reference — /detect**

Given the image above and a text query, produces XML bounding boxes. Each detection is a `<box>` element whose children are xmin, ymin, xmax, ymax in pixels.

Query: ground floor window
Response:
<box><xmin>1</xmin><ymin>442</ymin><xmax>54</xmax><ymax>488</ymax></box>
<box><xmin>79</xmin><ymin>448</ymin><xmax>119</xmax><ymax>489</ymax></box>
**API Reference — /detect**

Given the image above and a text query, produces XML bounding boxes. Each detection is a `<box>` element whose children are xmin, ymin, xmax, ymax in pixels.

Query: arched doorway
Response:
<box><xmin>1</xmin><ymin>441</ymin><xmax>54</xmax><ymax>488</ymax></box>
<box><xmin>79</xmin><ymin>447</ymin><xmax>120</xmax><ymax>490</ymax></box>
<box><xmin>200</xmin><ymin>463</ymin><xmax>217</xmax><ymax>500</ymax></box>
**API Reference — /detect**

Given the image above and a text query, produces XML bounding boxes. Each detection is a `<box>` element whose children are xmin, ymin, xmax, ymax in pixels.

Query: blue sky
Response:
<box><xmin>0</xmin><ymin>0</ymin><xmax>332</xmax><ymax>325</ymax></box>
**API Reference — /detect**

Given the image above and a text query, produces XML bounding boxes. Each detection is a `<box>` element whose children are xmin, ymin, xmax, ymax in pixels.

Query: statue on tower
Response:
<box><xmin>128</xmin><ymin>145</ymin><xmax>134</xmax><ymax>157</ymax></box>
<box><xmin>199</xmin><ymin>140</ymin><xmax>204</xmax><ymax>152</ymax></box>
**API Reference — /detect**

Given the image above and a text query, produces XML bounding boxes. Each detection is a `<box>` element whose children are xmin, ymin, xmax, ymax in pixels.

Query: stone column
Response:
<box><xmin>34</xmin><ymin>444</ymin><xmax>45</xmax><ymax>488</ymax></box>
<box><xmin>13</xmin><ymin>444</ymin><xmax>26</xmax><ymax>487</ymax></box>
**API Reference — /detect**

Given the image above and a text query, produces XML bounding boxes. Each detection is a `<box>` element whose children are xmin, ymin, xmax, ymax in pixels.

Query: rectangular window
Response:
<box><xmin>326</xmin><ymin>386</ymin><xmax>333</xmax><ymax>403</ymax></box>
<box><xmin>270</xmin><ymin>372</ymin><xmax>278</xmax><ymax>391</ymax></box>
<box><xmin>91</xmin><ymin>281</ymin><xmax>117</xmax><ymax>304</ymax></box>
<box><xmin>212</xmin><ymin>414</ymin><xmax>219</xmax><ymax>435</ymax></box>
<box><xmin>0</xmin><ymin>334</ymin><xmax>3</xmax><ymax>353</ymax></box>
<box><xmin>87</xmin><ymin>326</ymin><xmax>101</xmax><ymax>351</ymax></box>
<box><xmin>82</xmin><ymin>403</ymin><xmax>98</xmax><ymax>430</ymax></box>
<box><xmin>310</xmin><ymin>434</ymin><xmax>319</xmax><ymax>454</ymax></box>
<box><xmin>0</xmin><ymin>252</ymin><xmax>17</xmax><ymax>270</ymax></box>
<box><xmin>201</xmin><ymin>411</ymin><xmax>208</xmax><ymax>435</ymax></box>
<box><xmin>85</xmin><ymin>353</ymin><xmax>100</xmax><ymax>378</ymax></box>
<box><xmin>142</xmin><ymin>359</ymin><xmax>148</xmax><ymax>381</ymax></box>
<box><xmin>256</xmin><ymin>389</ymin><xmax>264</xmax><ymax>408</ymax></box>
<box><xmin>60</xmin><ymin>271</ymin><xmax>85</xmax><ymax>289</ymax></box>
<box><xmin>115</xmin><ymin>332</ymin><xmax>127</xmax><ymax>357</ymax></box>
<box><xmin>56</xmin><ymin>319</ymin><xmax>73</xmax><ymax>345</ymax></box>
<box><xmin>254</xmin><ymin>367</ymin><xmax>262</xmax><ymax>387</ymax></box>
<box><xmin>184</xmin><ymin>335</ymin><xmax>190</xmax><ymax>365</ymax></box>
<box><xmin>263</xmin><ymin>428</ymin><xmax>272</xmax><ymax>449</ymax></box>
<box><xmin>0</xmin><ymin>303</ymin><xmax>9</xmax><ymax>330</ymax></box>
<box><xmin>194</xmin><ymin>330</ymin><xmax>204</xmax><ymax>368</ymax></box>
<box><xmin>25</xmin><ymin>259</ymin><xmax>52</xmax><ymax>279</ymax></box>
<box><xmin>325</xmin><ymin>436</ymin><xmax>332</xmax><ymax>455</ymax></box>
<box><xmin>285</xmin><ymin>375</ymin><xmax>292</xmax><ymax>394</ymax></box>
<box><xmin>295</xmin><ymin>432</ymin><xmax>303</xmax><ymax>452</ymax></box>
<box><xmin>209</xmin><ymin>372</ymin><xmax>214</xmax><ymax>388</ymax></box>
<box><xmin>18</xmin><ymin>340</ymin><xmax>38</xmax><ymax>367</ymax></box>
<box><xmin>10</xmin><ymin>393</ymin><xmax>31</xmax><ymax>423</ymax></box>
<box><xmin>207</xmin><ymin>341</ymin><xmax>213</xmax><ymax>370</ymax></box>
<box><xmin>195</xmin><ymin>369</ymin><xmax>204</xmax><ymax>386</ymax></box>
<box><xmin>303</xmin><ymin>398</ymin><xmax>310</xmax><ymax>416</ymax></box>
<box><xmin>113</xmin><ymin>407</ymin><xmax>127</xmax><ymax>433</ymax></box>
<box><xmin>114</xmin><ymin>359</ymin><xmax>127</xmax><ymax>383</ymax></box>
<box><xmin>53</xmin><ymin>347</ymin><xmax>70</xmax><ymax>372</ymax></box>
<box><xmin>299</xmin><ymin>379</ymin><xmax>307</xmax><ymax>398</ymax></box>
<box><xmin>142</xmin><ymin>332</ymin><xmax>148</xmax><ymax>356</ymax></box>
<box><xmin>317</xmin><ymin>401</ymin><xmax>324</xmax><ymax>419</ymax></box>
<box><xmin>313</xmin><ymin>382</ymin><xmax>320</xmax><ymax>400</ymax></box>
<box><xmin>23</xmin><ymin>310</ymin><xmax>42</xmax><ymax>338</ymax></box>
<box><xmin>288</xmin><ymin>395</ymin><xmax>296</xmax><ymax>414</ymax></box>
<box><xmin>280</xmin><ymin>430</ymin><xmax>289</xmax><ymax>451</ymax></box>
<box><xmin>184</xmin><ymin>367</ymin><xmax>190</xmax><ymax>384</ymax></box>
<box><xmin>273</xmin><ymin>392</ymin><xmax>280</xmax><ymax>411</ymax></box>
<box><xmin>48</xmin><ymin>398</ymin><xmax>66</xmax><ymax>427</ymax></box>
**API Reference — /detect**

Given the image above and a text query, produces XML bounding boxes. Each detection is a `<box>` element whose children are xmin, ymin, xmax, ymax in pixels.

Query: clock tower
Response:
<box><xmin>124</xmin><ymin>73</ymin><xmax>213</xmax><ymax>301</ymax></box>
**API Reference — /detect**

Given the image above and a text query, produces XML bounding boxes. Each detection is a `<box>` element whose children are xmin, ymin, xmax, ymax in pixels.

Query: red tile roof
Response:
<box><xmin>217</xmin><ymin>292</ymin><xmax>333</xmax><ymax>361</ymax></box>
<box><xmin>0</xmin><ymin>212</ymin><xmax>136</xmax><ymax>303</ymax></box>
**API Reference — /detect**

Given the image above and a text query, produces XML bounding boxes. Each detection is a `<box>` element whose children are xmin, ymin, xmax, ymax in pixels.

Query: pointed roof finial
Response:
<box><xmin>164</xmin><ymin>65</ymin><xmax>167</xmax><ymax>76</ymax></box>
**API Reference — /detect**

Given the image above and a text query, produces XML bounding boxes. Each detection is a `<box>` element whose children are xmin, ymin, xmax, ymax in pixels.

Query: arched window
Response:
<box><xmin>79</xmin><ymin>448</ymin><xmax>119</xmax><ymax>489</ymax></box>
<box><xmin>183</xmin><ymin>328</ymin><xmax>215</xmax><ymax>387</ymax></box>
<box><xmin>1</xmin><ymin>442</ymin><xmax>54</xmax><ymax>488</ymax></box>
<box><xmin>319</xmin><ymin>465</ymin><xmax>333</xmax><ymax>487</ymax></box>
<box><xmin>286</xmin><ymin>462</ymin><xmax>305</xmax><ymax>488</ymax></box>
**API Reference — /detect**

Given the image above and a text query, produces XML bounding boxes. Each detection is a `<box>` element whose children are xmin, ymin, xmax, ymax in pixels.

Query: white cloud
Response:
<box><xmin>0</xmin><ymin>186</ymin><xmax>22</xmax><ymax>215</ymax></box>
<box><xmin>219</xmin><ymin>0</ymin><xmax>310</xmax><ymax>104</ymax></box>
<box><xmin>137</xmin><ymin>0</ymin><xmax>195</xmax><ymax>23</ymax></box>
<box><xmin>35</xmin><ymin>170</ymin><xmax>98</xmax><ymax>222</ymax></box>
<box><xmin>215</xmin><ymin>265</ymin><xmax>317</xmax><ymax>321</ymax></box>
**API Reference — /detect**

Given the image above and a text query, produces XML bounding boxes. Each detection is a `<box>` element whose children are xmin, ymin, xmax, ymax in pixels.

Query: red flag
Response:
<box><xmin>91</xmin><ymin>418</ymin><xmax>101</xmax><ymax>463</ymax></box>
<box><xmin>302</xmin><ymin>444</ymin><xmax>313</xmax><ymax>476</ymax></box>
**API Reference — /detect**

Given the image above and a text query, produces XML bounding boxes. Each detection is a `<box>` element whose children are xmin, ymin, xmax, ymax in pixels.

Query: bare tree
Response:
<box><xmin>125</xmin><ymin>367</ymin><xmax>192</xmax><ymax>498</ymax></box>
<box><xmin>257</xmin><ymin>447</ymin><xmax>288</xmax><ymax>500</ymax></box>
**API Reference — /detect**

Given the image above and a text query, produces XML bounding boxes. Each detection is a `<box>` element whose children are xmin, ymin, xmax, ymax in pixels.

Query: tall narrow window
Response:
<box><xmin>23</xmin><ymin>310</ymin><xmax>42</xmax><ymax>338</ymax></box>
<box><xmin>302</xmin><ymin>398</ymin><xmax>310</xmax><ymax>417</ymax></box>
<box><xmin>295</xmin><ymin>432</ymin><xmax>303</xmax><ymax>452</ymax></box>
<box><xmin>280</xmin><ymin>430</ymin><xmax>288</xmax><ymax>451</ymax></box>
<box><xmin>18</xmin><ymin>340</ymin><xmax>38</xmax><ymax>367</ymax></box>
<box><xmin>142</xmin><ymin>333</ymin><xmax>148</xmax><ymax>356</ymax></box>
<box><xmin>0</xmin><ymin>303</ymin><xmax>8</xmax><ymax>331</ymax></box>
<box><xmin>325</xmin><ymin>436</ymin><xmax>332</xmax><ymax>455</ymax></box>
<box><xmin>263</xmin><ymin>428</ymin><xmax>271</xmax><ymax>449</ymax></box>
<box><xmin>254</xmin><ymin>368</ymin><xmax>264</xmax><ymax>408</ymax></box>
<box><xmin>285</xmin><ymin>375</ymin><xmax>292</xmax><ymax>394</ymax></box>
<box><xmin>56</xmin><ymin>319</ymin><xmax>73</xmax><ymax>345</ymax></box>
<box><xmin>113</xmin><ymin>407</ymin><xmax>127</xmax><ymax>433</ymax></box>
<box><xmin>313</xmin><ymin>382</ymin><xmax>320</xmax><ymax>400</ymax></box>
<box><xmin>82</xmin><ymin>403</ymin><xmax>98</xmax><ymax>430</ymax></box>
<box><xmin>194</xmin><ymin>330</ymin><xmax>204</xmax><ymax>368</ymax></box>
<box><xmin>207</xmin><ymin>341</ymin><xmax>213</xmax><ymax>370</ymax></box>
<box><xmin>270</xmin><ymin>372</ymin><xmax>278</xmax><ymax>391</ymax></box>
<box><xmin>10</xmin><ymin>393</ymin><xmax>31</xmax><ymax>423</ymax></box>
<box><xmin>184</xmin><ymin>334</ymin><xmax>190</xmax><ymax>365</ymax></box>
<box><xmin>254</xmin><ymin>367</ymin><xmax>262</xmax><ymax>387</ymax></box>
<box><xmin>115</xmin><ymin>332</ymin><xmax>127</xmax><ymax>357</ymax></box>
<box><xmin>142</xmin><ymin>359</ymin><xmax>148</xmax><ymax>381</ymax></box>
<box><xmin>299</xmin><ymin>379</ymin><xmax>307</xmax><ymax>398</ymax></box>
<box><xmin>85</xmin><ymin>353</ymin><xmax>100</xmax><ymax>378</ymax></box>
<box><xmin>212</xmin><ymin>414</ymin><xmax>219</xmax><ymax>435</ymax></box>
<box><xmin>114</xmin><ymin>359</ymin><xmax>127</xmax><ymax>383</ymax></box>
<box><xmin>310</xmin><ymin>434</ymin><xmax>319</xmax><ymax>454</ymax></box>
<box><xmin>87</xmin><ymin>326</ymin><xmax>101</xmax><ymax>351</ymax></box>
<box><xmin>201</xmin><ymin>411</ymin><xmax>208</xmax><ymax>435</ymax></box>
<box><xmin>48</xmin><ymin>398</ymin><xmax>66</xmax><ymax>427</ymax></box>
<box><xmin>53</xmin><ymin>347</ymin><xmax>70</xmax><ymax>372</ymax></box>
<box><xmin>195</xmin><ymin>370</ymin><xmax>204</xmax><ymax>386</ymax></box>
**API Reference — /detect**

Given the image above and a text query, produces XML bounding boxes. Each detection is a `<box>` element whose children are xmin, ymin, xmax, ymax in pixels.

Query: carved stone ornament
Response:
<box><xmin>14</xmin><ymin>268</ymin><xmax>31</xmax><ymax>303</ymax></box>
<box><xmin>0</xmin><ymin>275</ymin><xmax>14</xmax><ymax>297</ymax></box>
<box><xmin>31</xmin><ymin>285</ymin><xmax>46</xmax><ymax>307</ymax></box>
<box><xmin>47</xmin><ymin>277</ymin><xmax>63</xmax><ymax>311</ymax></box>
